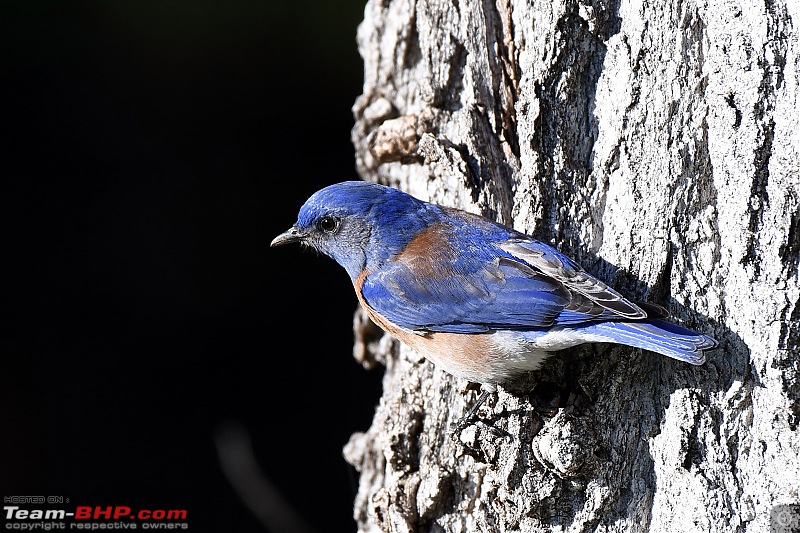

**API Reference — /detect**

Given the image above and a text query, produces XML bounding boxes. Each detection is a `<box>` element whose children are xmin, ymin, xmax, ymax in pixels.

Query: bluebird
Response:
<box><xmin>271</xmin><ymin>181</ymin><xmax>717</xmax><ymax>432</ymax></box>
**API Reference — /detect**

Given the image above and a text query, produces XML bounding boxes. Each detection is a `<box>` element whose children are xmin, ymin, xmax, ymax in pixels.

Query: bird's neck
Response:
<box><xmin>364</xmin><ymin>201</ymin><xmax>444</xmax><ymax>270</ymax></box>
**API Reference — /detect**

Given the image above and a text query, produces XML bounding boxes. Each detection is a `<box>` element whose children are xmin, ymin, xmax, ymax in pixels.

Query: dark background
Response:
<box><xmin>2</xmin><ymin>1</ymin><xmax>383</xmax><ymax>531</ymax></box>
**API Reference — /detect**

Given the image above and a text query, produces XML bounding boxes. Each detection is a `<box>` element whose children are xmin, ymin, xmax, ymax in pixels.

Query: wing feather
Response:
<box><xmin>498</xmin><ymin>239</ymin><xmax>647</xmax><ymax>320</ymax></box>
<box><xmin>359</xmin><ymin>217</ymin><xmax>648</xmax><ymax>333</ymax></box>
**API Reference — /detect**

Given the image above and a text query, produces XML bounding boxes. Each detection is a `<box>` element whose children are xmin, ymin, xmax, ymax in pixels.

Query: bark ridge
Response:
<box><xmin>346</xmin><ymin>0</ymin><xmax>800</xmax><ymax>531</ymax></box>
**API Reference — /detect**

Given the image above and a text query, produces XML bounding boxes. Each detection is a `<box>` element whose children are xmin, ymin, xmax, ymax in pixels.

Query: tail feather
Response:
<box><xmin>589</xmin><ymin>319</ymin><xmax>718</xmax><ymax>365</ymax></box>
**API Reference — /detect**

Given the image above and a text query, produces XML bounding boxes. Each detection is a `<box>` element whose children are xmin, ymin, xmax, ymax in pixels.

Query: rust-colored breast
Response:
<box><xmin>352</xmin><ymin>269</ymin><xmax>509</xmax><ymax>384</ymax></box>
<box><xmin>352</xmin><ymin>269</ymin><xmax>408</xmax><ymax>339</ymax></box>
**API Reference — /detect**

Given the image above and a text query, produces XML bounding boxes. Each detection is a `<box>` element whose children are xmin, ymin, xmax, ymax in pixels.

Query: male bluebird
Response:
<box><xmin>272</xmin><ymin>181</ymin><xmax>717</xmax><ymax>430</ymax></box>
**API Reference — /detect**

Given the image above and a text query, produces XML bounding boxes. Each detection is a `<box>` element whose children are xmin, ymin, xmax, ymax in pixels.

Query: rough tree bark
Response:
<box><xmin>342</xmin><ymin>0</ymin><xmax>800</xmax><ymax>531</ymax></box>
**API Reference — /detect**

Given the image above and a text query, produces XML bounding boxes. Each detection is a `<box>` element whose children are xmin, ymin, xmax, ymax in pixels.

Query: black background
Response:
<box><xmin>2</xmin><ymin>1</ymin><xmax>383</xmax><ymax>531</ymax></box>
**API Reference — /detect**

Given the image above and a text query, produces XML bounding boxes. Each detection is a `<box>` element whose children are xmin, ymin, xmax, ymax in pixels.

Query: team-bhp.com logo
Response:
<box><xmin>4</xmin><ymin>501</ymin><xmax>189</xmax><ymax>530</ymax></box>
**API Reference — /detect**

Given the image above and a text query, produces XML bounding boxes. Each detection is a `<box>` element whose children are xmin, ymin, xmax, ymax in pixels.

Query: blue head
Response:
<box><xmin>271</xmin><ymin>181</ymin><xmax>443</xmax><ymax>278</ymax></box>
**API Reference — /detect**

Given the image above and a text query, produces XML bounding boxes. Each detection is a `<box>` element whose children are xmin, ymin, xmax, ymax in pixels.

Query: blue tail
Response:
<box><xmin>584</xmin><ymin>319</ymin><xmax>717</xmax><ymax>365</ymax></box>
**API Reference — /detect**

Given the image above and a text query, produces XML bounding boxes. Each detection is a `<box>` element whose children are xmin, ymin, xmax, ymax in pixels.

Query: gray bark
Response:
<box><xmin>343</xmin><ymin>0</ymin><xmax>800</xmax><ymax>531</ymax></box>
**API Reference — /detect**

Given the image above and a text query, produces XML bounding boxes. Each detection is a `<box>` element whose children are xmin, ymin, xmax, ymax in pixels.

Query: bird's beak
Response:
<box><xmin>270</xmin><ymin>226</ymin><xmax>307</xmax><ymax>247</ymax></box>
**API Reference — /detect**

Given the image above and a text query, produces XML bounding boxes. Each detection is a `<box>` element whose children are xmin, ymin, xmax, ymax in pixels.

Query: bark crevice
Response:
<box><xmin>346</xmin><ymin>0</ymin><xmax>800</xmax><ymax>530</ymax></box>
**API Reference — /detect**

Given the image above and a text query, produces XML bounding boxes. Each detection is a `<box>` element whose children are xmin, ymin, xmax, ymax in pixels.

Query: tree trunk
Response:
<box><xmin>343</xmin><ymin>0</ymin><xmax>800</xmax><ymax>531</ymax></box>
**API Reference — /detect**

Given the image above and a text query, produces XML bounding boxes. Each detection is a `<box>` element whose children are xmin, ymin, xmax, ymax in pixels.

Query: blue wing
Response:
<box><xmin>360</xmin><ymin>211</ymin><xmax>647</xmax><ymax>333</ymax></box>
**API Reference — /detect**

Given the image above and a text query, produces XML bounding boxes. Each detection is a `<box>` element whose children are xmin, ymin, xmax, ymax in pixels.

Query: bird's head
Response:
<box><xmin>271</xmin><ymin>181</ymin><xmax>441</xmax><ymax>279</ymax></box>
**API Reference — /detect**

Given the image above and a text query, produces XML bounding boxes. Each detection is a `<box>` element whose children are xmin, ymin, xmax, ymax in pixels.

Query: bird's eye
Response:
<box><xmin>317</xmin><ymin>216</ymin><xmax>340</xmax><ymax>233</ymax></box>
